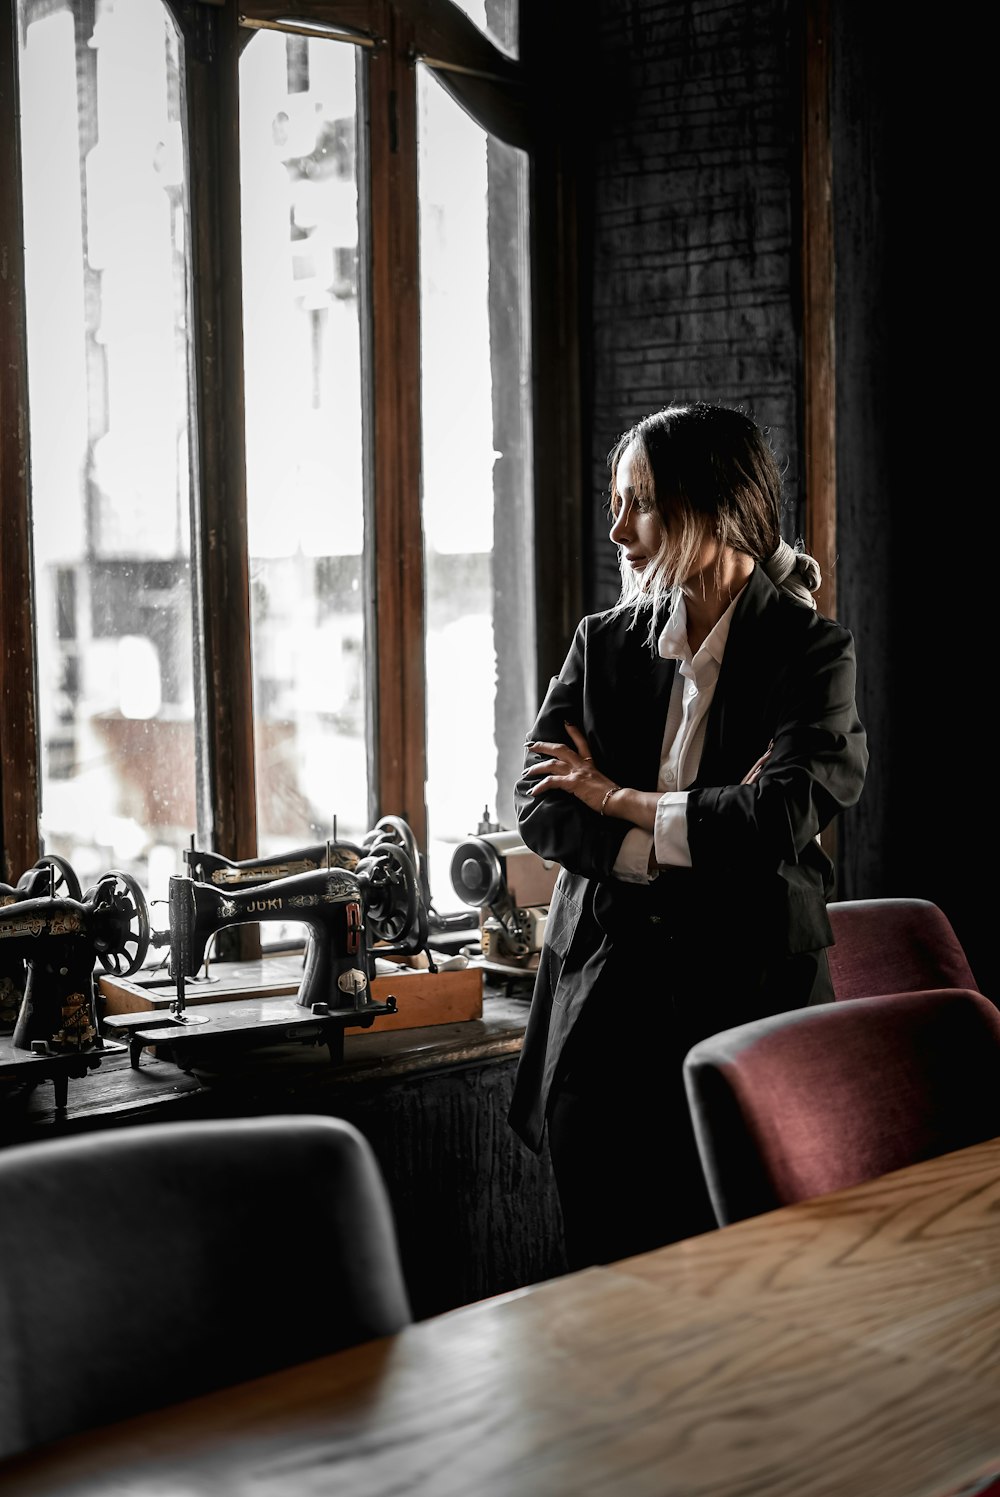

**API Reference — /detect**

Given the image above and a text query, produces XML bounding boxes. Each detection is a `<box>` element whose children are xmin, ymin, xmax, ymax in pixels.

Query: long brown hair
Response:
<box><xmin>607</xmin><ymin>401</ymin><xmax>783</xmax><ymax>638</ymax></box>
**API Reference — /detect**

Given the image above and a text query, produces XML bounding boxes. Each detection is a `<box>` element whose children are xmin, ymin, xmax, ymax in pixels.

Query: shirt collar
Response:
<box><xmin>657</xmin><ymin>590</ymin><xmax>739</xmax><ymax>665</ymax></box>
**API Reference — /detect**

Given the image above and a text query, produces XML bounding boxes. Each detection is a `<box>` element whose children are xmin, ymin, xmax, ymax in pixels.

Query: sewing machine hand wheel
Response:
<box><xmin>357</xmin><ymin>843</ymin><xmax>422</xmax><ymax>951</ymax></box>
<box><xmin>363</xmin><ymin>815</ymin><xmax>420</xmax><ymax>876</ymax></box>
<box><xmin>32</xmin><ymin>854</ymin><xmax>83</xmax><ymax>902</ymax></box>
<box><xmin>94</xmin><ymin>870</ymin><xmax>151</xmax><ymax>976</ymax></box>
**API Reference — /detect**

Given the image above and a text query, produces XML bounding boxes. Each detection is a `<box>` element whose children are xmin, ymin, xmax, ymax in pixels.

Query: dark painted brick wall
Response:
<box><xmin>572</xmin><ymin>1</ymin><xmax>996</xmax><ymax>996</ymax></box>
<box><xmin>586</xmin><ymin>0</ymin><xmax>801</xmax><ymax>610</ymax></box>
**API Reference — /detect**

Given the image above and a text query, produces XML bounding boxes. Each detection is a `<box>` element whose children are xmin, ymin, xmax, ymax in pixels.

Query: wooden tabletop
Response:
<box><xmin>3</xmin><ymin>1136</ymin><xmax>1000</xmax><ymax>1497</ymax></box>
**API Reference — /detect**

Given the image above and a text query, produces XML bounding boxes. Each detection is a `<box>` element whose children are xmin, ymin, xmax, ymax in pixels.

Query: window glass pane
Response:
<box><xmin>18</xmin><ymin>0</ymin><xmax>196</xmax><ymax>917</ymax></box>
<box><xmin>239</xmin><ymin>31</ymin><xmax>368</xmax><ymax>859</ymax></box>
<box><xmin>449</xmin><ymin>0</ymin><xmax>518</xmax><ymax>58</ymax></box>
<box><xmin>417</xmin><ymin>65</ymin><xmax>534</xmax><ymax>909</ymax></box>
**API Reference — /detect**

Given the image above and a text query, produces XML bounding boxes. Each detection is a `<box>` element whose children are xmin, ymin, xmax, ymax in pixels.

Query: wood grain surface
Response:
<box><xmin>615</xmin><ymin>1137</ymin><xmax>1000</xmax><ymax>1386</ymax></box>
<box><xmin>2</xmin><ymin>1138</ymin><xmax>999</xmax><ymax>1496</ymax></box>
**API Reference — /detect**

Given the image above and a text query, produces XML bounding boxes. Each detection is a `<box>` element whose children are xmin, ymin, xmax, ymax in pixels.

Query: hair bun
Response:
<box><xmin>765</xmin><ymin>539</ymin><xmax>821</xmax><ymax>609</ymax></box>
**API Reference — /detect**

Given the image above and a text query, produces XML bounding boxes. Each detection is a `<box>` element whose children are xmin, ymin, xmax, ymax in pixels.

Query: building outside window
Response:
<box><xmin>10</xmin><ymin>0</ymin><xmax>540</xmax><ymax>943</ymax></box>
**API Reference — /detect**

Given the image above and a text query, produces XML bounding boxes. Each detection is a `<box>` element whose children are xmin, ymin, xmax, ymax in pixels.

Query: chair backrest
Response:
<box><xmin>683</xmin><ymin>987</ymin><xmax>1000</xmax><ymax>1227</ymax></box>
<box><xmin>0</xmin><ymin>1113</ymin><xmax>412</xmax><ymax>1458</ymax></box>
<box><xmin>826</xmin><ymin>897</ymin><xmax>980</xmax><ymax>1000</ymax></box>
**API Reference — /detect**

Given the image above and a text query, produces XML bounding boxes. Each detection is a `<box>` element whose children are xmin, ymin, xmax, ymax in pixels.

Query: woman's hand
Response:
<box><xmin>524</xmin><ymin>722</ymin><xmax>619</xmax><ymax>815</ymax></box>
<box><xmin>525</xmin><ymin>723</ymin><xmax>660</xmax><ymax>831</ymax></box>
<box><xmin>740</xmin><ymin>740</ymin><xmax>774</xmax><ymax>786</ymax></box>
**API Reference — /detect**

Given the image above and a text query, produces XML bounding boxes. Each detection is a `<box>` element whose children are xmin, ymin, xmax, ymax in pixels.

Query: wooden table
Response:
<box><xmin>3</xmin><ymin>1137</ymin><xmax>1000</xmax><ymax>1497</ymax></box>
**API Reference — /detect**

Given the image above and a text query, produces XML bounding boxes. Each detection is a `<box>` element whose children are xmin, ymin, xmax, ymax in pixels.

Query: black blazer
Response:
<box><xmin>508</xmin><ymin>565</ymin><xmax>869</xmax><ymax>1153</ymax></box>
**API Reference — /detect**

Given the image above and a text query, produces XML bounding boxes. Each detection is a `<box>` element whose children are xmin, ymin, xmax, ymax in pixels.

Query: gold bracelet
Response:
<box><xmin>599</xmin><ymin>785</ymin><xmax>620</xmax><ymax>816</ymax></box>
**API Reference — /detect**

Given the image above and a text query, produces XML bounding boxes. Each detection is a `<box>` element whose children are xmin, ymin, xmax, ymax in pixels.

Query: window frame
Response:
<box><xmin>0</xmin><ymin>0</ymin><xmax>584</xmax><ymax>884</ymax></box>
<box><xmin>0</xmin><ymin>0</ymin><xmax>36</xmax><ymax>881</ymax></box>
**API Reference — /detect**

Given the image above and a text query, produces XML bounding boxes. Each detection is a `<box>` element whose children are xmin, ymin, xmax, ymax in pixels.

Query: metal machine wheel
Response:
<box><xmin>32</xmin><ymin>854</ymin><xmax>84</xmax><ymax>902</ymax></box>
<box><xmin>93</xmin><ymin>870</ymin><xmax>152</xmax><ymax>976</ymax></box>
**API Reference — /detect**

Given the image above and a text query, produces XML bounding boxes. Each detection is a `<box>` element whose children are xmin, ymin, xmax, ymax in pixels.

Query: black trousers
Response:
<box><xmin>545</xmin><ymin>929</ymin><xmax>719</xmax><ymax>1272</ymax></box>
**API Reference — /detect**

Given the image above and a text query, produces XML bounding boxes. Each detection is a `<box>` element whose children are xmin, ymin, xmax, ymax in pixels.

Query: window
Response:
<box><xmin>0</xmin><ymin>0</ymin><xmax>578</xmax><ymax>940</ymax></box>
<box><xmin>239</xmin><ymin>28</ymin><xmax>370</xmax><ymax>852</ymax></box>
<box><xmin>416</xmin><ymin>60</ymin><xmax>533</xmax><ymax>900</ymax></box>
<box><xmin>17</xmin><ymin>0</ymin><xmax>196</xmax><ymax>906</ymax></box>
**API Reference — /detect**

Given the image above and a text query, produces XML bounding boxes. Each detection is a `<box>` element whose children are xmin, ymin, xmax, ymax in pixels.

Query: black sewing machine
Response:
<box><xmin>0</xmin><ymin>853</ymin><xmax>109</xmax><ymax>1033</ymax></box>
<box><xmin>102</xmin><ymin>838</ymin><xmax>424</xmax><ymax>1072</ymax></box>
<box><xmin>1</xmin><ymin>862</ymin><xmax>65</xmax><ymax>1034</ymax></box>
<box><xmin>0</xmin><ymin>869</ymin><xmax>148</xmax><ymax>1107</ymax></box>
<box><xmin>166</xmin><ymin>816</ymin><xmax>431</xmax><ymax>963</ymax></box>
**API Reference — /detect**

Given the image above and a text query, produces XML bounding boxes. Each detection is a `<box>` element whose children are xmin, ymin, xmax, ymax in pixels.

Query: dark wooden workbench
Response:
<box><xmin>0</xmin><ymin>980</ymin><xmax>568</xmax><ymax>1319</ymax></box>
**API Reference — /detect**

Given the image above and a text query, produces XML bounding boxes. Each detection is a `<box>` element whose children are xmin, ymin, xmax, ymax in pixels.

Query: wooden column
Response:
<box><xmin>180</xmin><ymin>0</ymin><xmax>258</xmax><ymax>865</ymax></box>
<box><xmin>367</xmin><ymin>1</ymin><xmax>427</xmax><ymax>844</ymax></box>
<box><xmin>0</xmin><ymin>0</ymin><xmax>41</xmax><ymax>881</ymax></box>
<box><xmin>802</xmin><ymin>0</ymin><xmax>836</xmax><ymax>623</ymax></box>
<box><xmin>801</xmin><ymin>0</ymin><xmax>838</xmax><ymax>871</ymax></box>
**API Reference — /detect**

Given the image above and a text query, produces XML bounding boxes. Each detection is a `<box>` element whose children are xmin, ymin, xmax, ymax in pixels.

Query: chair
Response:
<box><xmin>826</xmin><ymin>896</ymin><xmax>980</xmax><ymax>999</ymax></box>
<box><xmin>0</xmin><ymin>1113</ymin><xmax>412</xmax><ymax>1458</ymax></box>
<box><xmin>683</xmin><ymin>987</ymin><xmax>1000</xmax><ymax>1227</ymax></box>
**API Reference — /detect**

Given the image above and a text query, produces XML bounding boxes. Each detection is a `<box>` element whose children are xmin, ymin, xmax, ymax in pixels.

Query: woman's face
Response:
<box><xmin>609</xmin><ymin>442</ymin><xmax>663</xmax><ymax>577</ymax></box>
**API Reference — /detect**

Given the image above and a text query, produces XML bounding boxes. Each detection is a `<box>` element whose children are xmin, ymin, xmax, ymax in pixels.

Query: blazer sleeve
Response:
<box><xmin>689</xmin><ymin>618</ymin><xmax>868</xmax><ymax>874</ymax></box>
<box><xmin>513</xmin><ymin>621</ymin><xmax>633</xmax><ymax>879</ymax></box>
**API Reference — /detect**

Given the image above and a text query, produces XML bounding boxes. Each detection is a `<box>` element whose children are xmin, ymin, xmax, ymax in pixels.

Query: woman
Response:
<box><xmin>509</xmin><ymin>401</ymin><xmax>868</xmax><ymax>1269</ymax></box>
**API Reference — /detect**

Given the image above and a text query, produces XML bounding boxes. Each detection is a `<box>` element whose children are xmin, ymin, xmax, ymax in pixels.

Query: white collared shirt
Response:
<box><xmin>613</xmin><ymin>592</ymin><xmax>738</xmax><ymax>883</ymax></box>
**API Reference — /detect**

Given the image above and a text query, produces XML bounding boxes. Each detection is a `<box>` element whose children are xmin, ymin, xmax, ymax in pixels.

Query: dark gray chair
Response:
<box><xmin>0</xmin><ymin>1113</ymin><xmax>412</xmax><ymax>1458</ymax></box>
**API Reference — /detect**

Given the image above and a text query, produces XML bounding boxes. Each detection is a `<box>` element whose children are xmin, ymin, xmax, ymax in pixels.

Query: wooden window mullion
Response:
<box><xmin>368</xmin><ymin>1</ymin><xmax>426</xmax><ymax>846</ymax></box>
<box><xmin>0</xmin><ymin>0</ymin><xmax>41</xmax><ymax>881</ymax></box>
<box><xmin>802</xmin><ymin>0</ymin><xmax>836</xmax><ymax>623</ymax></box>
<box><xmin>181</xmin><ymin>0</ymin><xmax>258</xmax><ymax>864</ymax></box>
<box><xmin>801</xmin><ymin>0</ymin><xmax>837</xmax><ymax>871</ymax></box>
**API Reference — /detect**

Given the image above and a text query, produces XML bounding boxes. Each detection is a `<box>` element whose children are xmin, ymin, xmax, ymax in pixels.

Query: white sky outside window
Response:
<box><xmin>16</xmin><ymin>3</ymin><xmax>530</xmax><ymax>939</ymax></box>
<box><xmin>18</xmin><ymin>0</ymin><xmax>196</xmax><ymax>912</ymax></box>
<box><xmin>417</xmin><ymin>65</ymin><xmax>533</xmax><ymax>910</ymax></box>
<box><xmin>239</xmin><ymin>31</ymin><xmax>369</xmax><ymax>879</ymax></box>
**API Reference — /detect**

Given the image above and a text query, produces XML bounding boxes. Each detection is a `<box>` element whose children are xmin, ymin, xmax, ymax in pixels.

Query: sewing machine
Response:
<box><xmin>173</xmin><ymin>817</ymin><xmax>431</xmax><ymax>963</ymax></box>
<box><xmin>0</xmin><ymin>869</ymin><xmax>147</xmax><ymax>1107</ymax></box>
<box><xmin>450</xmin><ymin>830</ymin><xmax>558</xmax><ymax>968</ymax></box>
<box><xmin>101</xmin><ymin>839</ymin><xmax>425</xmax><ymax>1072</ymax></box>
<box><xmin>0</xmin><ymin>863</ymin><xmax>62</xmax><ymax>1034</ymax></box>
<box><xmin>0</xmin><ymin>855</ymin><xmax>117</xmax><ymax>1033</ymax></box>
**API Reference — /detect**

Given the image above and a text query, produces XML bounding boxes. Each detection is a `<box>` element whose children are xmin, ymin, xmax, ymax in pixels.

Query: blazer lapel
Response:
<box><xmin>614</xmin><ymin>607</ymin><xmax>676</xmax><ymax>788</ymax></box>
<box><xmin>697</xmin><ymin>564</ymin><xmax>775</xmax><ymax>783</ymax></box>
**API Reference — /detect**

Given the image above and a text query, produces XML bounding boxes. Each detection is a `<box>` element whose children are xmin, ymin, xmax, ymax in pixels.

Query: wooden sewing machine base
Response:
<box><xmin>98</xmin><ymin>953</ymin><xmax>484</xmax><ymax>1072</ymax></box>
<box><xmin>0</xmin><ymin>1034</ymin><xmax>126</xmax><ymax>1109</ymax></box>
<box><xmin>99</xmin><ymin>994</ymin><xmax>397</xmax><ymax>1071</ymax></box>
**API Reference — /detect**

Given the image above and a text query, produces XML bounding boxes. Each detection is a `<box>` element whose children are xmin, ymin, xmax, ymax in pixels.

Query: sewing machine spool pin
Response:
<box><xmin>32</xmin><ymin>855</ymin><xmax>84</xmax><ymax>903</ymax></box>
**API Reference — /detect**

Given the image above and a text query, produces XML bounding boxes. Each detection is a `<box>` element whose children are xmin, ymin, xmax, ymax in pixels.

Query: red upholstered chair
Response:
<box><xmin>0</xmin><ymin>1114</ymin><xmax>413</xmax><ymax>1458</ymax></box>
<box><xmin>683</xmin><ymin>988</ymin><xmax>1000</xmax><ymax>1227</ymax></box>
<box><xmin>826</xmin><ymin>897</ymin><xmax>980</xmax><ymax>999</ymax></box>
